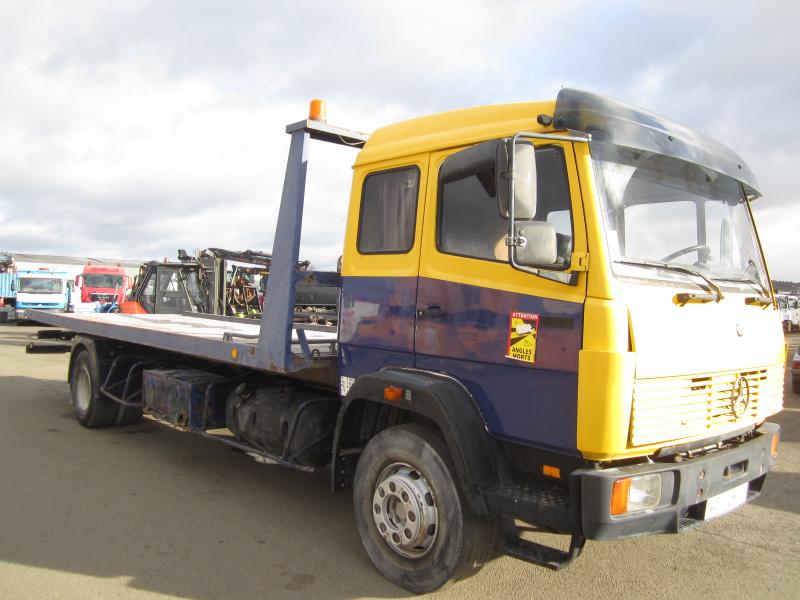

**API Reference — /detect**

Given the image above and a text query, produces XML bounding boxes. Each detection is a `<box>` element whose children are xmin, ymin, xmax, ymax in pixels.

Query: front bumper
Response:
<box><xmin>579</xmin><ymin>422</ymin><xmax>779</xmax><ymax>540</ymax></box>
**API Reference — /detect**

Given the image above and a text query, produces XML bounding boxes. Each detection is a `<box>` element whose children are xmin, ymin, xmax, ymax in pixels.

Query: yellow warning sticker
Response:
<box><xmin>505</xmin><ymin>311</ymin><xmax>540</xmax><ymax>364</ymax></box>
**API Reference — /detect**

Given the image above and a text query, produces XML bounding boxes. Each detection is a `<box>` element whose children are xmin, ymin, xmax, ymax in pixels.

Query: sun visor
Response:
<box><xmin>552</xmin><ymin>88</ymin><xmax>760</xmax><ymax>198</ymax></box>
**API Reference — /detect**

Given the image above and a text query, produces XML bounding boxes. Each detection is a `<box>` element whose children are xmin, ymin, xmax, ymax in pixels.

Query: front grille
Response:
<box><xmin>631</xmin><ymin>364</ymin><xmax>784</xmax><ymax>446</ymax></box>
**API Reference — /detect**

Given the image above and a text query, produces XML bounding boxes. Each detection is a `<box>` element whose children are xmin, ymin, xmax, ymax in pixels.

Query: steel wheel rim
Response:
<box><xmin>75</xmin><ymin>366</ymin><xmax>92</xmax><ymax>414</ymax></box>
<box><xmin>372</xmin><ymin>462</ymin><xmax>438</xmax><ymax>559</ymax></box>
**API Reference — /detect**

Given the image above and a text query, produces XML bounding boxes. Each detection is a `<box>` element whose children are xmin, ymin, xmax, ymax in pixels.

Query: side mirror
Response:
<box><xmin>439</xmin><ymin>137</ymin><xmax>538</xmax><ymax>222</ymax></box>
<box><xmin>513</xmin><ymin>221</ymin><xmax>558</xmax><ymax>267</ymax></box>
<box><xmin>75</xmin><ymin>274</ymin><xmax>82</xmax><ymax>287</ymax></box>
<box><xmin>10</xmin><ymin>281</ymin><xmax>15</xmax><ymax>291</ymax></box>
<box><xmin>498</xmin><ymin>140</ymin><xmax>537</xmax><ymax>220</ymax></box>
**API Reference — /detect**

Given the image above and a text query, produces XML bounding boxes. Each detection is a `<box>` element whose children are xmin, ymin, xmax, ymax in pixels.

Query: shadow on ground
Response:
<box><xmin>0</xmin><ymin>375</ymin><xmax>408</xmax><ymax>600</ymax></box>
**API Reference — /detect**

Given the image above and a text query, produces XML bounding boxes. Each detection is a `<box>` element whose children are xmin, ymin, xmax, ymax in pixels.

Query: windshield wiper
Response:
<box><xmin>713</xmin><ymin>276</ymin><xmax>773</xmax><ymax>306</ymax></box>
<box><xmin>615</xmin><ymin>258</ymin><xmax>724</xmax><ymax>304</ymax></box>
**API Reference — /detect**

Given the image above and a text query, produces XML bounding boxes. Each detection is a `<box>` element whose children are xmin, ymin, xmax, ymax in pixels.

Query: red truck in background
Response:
<box><xmin>75</xmin><ymin>264</ymin><xmax>130</xmax><ymax>307</ymax></box>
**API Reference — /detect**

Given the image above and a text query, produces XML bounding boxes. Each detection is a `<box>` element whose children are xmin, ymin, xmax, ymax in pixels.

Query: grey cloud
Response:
<box><xmin>1</xmin><ymin>0</ymin><xmax>798</xmax><ymax>278</ymax></box>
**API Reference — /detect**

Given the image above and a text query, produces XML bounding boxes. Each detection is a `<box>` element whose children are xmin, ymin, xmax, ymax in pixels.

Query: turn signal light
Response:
<box><xmin>771</xmin><ymin>432</ymin><xmax>780</xmax><ymax>457</ymax></box>
<box><xmin>611</xmin><ymin>478</ymin><xmax>631</xmax><ymax>515</ymax></box>
<box><xmin>542</xmin><ymin>465</ymin><xmax>561</xmax><ymax>479</ymax></box>
<box><xmin>309</xmin><ymin>99</ymin><xmax>327</xmax><ymax>122</ymax></box>
<box><xmin>383</xmin><ymin>386</ymin><xmax>403</xmax><ymax>402</ymax></box>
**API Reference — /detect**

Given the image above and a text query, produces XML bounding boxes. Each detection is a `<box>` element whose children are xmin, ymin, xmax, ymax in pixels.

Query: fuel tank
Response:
<box><xmin>225</xmin><ymin>381</ymin><xmax>340</xmax><ymax>467</ymax></box>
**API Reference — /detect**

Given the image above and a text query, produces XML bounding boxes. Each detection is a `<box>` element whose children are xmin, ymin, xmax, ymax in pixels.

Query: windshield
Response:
<box><xmin>154</xmin><ymin>268</ymin><xmax>206</xmax><ymax>312</ymax></box>
<box><xmin>18</xmin><ymin>277</ymin><xmax>63</xmax><ymax>294</ymax></box>
<box><xmin>84</xmin><ymin>274</ymin><xmax>124</xmax><ymax>288</ymax></box>
<box><xmin>592</xmin><ymin>143</ymin><xmax>769</xmax><ymax>291</ymax></box>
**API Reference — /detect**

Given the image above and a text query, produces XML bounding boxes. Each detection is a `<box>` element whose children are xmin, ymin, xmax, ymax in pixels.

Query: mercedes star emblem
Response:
<box><xmin>730</xmin><ymin>375</ymin><xmax>750</xmax><ymax>419</ymax></box>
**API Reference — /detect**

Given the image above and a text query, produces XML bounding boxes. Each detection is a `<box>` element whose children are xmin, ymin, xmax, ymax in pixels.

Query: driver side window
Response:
<box><xmin>437</xmin><ymin>144</ymin><xmax>575</xmax><ymax>279</ymax></box>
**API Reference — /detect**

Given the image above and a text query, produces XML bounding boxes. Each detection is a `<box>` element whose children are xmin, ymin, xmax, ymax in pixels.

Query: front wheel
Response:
<box><xmin>353</xmin><ymin>423</ymin><xmax>499</xmax><ymax>593</ymax></box>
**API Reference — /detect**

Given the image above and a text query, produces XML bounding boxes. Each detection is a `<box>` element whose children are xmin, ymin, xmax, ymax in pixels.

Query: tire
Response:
<box><xmin>353</xmin><ymin>423</ymin><xmax>500</xmax><ymax>593</ymax></box>
<box><xmin>70</xmin><ymin>349</ymin><xmax>142</xmax><ymax>427</ymax></box>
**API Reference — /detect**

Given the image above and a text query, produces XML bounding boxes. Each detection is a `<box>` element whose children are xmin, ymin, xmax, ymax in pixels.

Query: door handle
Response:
<box><xmin>417</xmin><ymin>305</ymin><xmax>448</xmax><ymax>319</ymax></box>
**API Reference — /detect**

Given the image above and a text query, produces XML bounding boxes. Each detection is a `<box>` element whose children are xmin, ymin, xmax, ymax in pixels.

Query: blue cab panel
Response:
<box><xmin>339</xmin><ymin>276</ymin><xmax>417</xmax><ymax>384</ymax></box>
<box><xmin>339</xmin><ymin>275</ymin><xmax>584</xmax><ymax>454</ymax></box>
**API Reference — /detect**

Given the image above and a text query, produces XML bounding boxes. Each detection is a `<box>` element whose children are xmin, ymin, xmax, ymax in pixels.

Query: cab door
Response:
<box><xmin>414</xmin><ymin>140</ymin><xmax>588</xmax><ymax>452</ymax></box>
<box><xmin>339</xmin><ymin>154</ymin><xmax>429</xmax><ymax>380</ymax></box>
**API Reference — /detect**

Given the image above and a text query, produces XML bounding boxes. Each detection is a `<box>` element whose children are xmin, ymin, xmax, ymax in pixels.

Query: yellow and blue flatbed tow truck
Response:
<box><xmin>29</xmin><ymin>89</ymin><xmax>783</xmax><ymax>593</ymax></box>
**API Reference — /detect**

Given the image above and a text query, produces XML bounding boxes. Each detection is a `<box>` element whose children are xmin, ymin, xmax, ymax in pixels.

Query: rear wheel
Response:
<box><xmin>70</xmin><ymin>349</ymin><xmax>142</xmax><ymax>427</ymax></box>
<box><xmin>353</xmin><ymin>423</ymin><xmax>499</xmax><ymax>593</ymax></box>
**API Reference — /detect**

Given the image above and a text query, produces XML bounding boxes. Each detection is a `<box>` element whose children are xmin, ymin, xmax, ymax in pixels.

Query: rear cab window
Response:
<box><xmin>357</xmin><ymin>167</ymin><xmax>421</xmax><ymax>254</ymax></box>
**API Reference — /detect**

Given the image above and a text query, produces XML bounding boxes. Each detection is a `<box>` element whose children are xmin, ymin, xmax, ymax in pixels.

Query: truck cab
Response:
<box><xmin>791</xmin><ymin>296</ymin><xmax>800</xmax><ymax>331</ymax></box>
<box><xmin>776</xmin><ymin>294</ymin><xmax>798</xmax><ymax>332</ymax></box>
<box><xmin>340</xmin><ymin>89</ymin><xmax>781</xmax><ymax>459</ymax></box>
<box><xmin>15</xmin><ymin>268</ymin><xmax>71</xmax><ymax>322</ymax></box>
<box><xmin>335</xmin><ymin>89</ymin><xmax>782</xmax><ymax>574</ymax></box>
<box><xmin>119</xmin><ymin>261</ymin><xmax>207</xmax><ymax>315</ymax></box>
<box><xmin>75</xmin><ymin>264</ymin><xmax>129</xmax><ymax>308</ymax></box>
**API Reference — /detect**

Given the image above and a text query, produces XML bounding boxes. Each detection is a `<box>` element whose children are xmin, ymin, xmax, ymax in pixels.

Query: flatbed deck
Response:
<box><xmin>29</xmin><ymin>311</ymin><xmax>339</xmax><ymax>383</ymax></box>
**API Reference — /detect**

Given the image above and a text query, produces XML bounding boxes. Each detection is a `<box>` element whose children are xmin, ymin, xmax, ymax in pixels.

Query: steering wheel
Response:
<box><xmin>661</xmin><ymin>244</ymin><xmax>711</xmax><ymax>262</ymax></box>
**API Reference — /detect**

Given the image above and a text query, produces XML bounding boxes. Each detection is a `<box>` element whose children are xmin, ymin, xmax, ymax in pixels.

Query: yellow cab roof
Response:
<box><xmin>355</xmin><ymin>100</ymin><xmax>556</xmax><ymax>166</ymax></box>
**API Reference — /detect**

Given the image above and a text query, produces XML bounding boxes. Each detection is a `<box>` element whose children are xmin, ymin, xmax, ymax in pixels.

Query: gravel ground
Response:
<box><xmin>0</xmin><ymin>323</ymin><xmax>798</xmax><ymax>599</ymax></box>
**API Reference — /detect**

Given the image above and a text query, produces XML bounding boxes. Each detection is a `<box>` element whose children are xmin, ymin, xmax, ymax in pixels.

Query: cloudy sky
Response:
<box><xmin>1</xmin><ymin>0</ymin><xmax>798</xmax><ymax>279</ymax></box>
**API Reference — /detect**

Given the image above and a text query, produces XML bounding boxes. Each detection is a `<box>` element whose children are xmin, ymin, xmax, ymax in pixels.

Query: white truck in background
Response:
<box><xmin>0</xmin><ymin>252</ymin><xmax>16</xmax><ymax>322</ymax></box>
<box><xmin>14</xmin><ymin>268</ymin><xmax>72</xmax><ymax>323</ymax></box>
<box><xmin>777</xmin><ymin>294</ymin><xmax>799</xmax><ymax>332</ymax></box>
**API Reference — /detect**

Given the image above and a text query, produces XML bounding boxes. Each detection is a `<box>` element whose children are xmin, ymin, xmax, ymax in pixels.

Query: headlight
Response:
<box><xmin>611</xmin><ymin>473</ymin><xmax>662</xmax><ymax>515</ymax></box>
